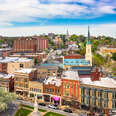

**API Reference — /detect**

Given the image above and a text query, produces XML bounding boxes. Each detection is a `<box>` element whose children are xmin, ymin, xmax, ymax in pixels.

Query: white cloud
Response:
<box><xmin>41</xmin><ymin>0</ymin><xmax>95</xmax><ymax>4</ymax></box>
<box><xmin>0</xmin><ymin>24</ymin><xmax>116</xmax><ymax>37</ymax></box>
<box><xmin>0</xmin><ymin>0</ymin><xmax>115</xmax><ymax>26</ymax></box>
<box><xmin>98</xmin><ymin>5</ymin><xmax>116</xmax><ymax>14</ymax></box>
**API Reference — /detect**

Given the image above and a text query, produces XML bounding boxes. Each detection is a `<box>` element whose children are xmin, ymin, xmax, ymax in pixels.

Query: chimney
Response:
<box><xmin>91</xmin><ymin>67</ymin><xmax>102</xmax><ymax>81</ymax></box>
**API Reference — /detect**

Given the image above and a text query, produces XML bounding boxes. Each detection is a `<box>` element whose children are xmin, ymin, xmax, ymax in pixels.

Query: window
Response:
<box><xmin>66</xmin><ymin>84</ymin><xmax>70</xmax><ymax>88</ymax></box>
<box><xmin>24</xmin><ymin>78</ymin><xmax>27</xmax><ymax>82</ymax></box>
<box><xmin>104</xmin><ymin>92</ymin><xmax>108</xmax><ymax>98</ymax></box>
<box><xmin>81</xmin><ymin>88</ymin><xmax>85</xmax><ymax>95</ymax></box>
<box><xmin>86</xmin><ymin>98</ymin><xmax>90</xmax><ymax>105</ymax></box>
<box><xmin>71</xmin><ymin>84</ymin><xmax>73</xmax><ymax>88</ymax></box>
<box><xmin>112</xmin><ymin>92</ymin><xmax>116</xmax><ymax>99</ymax></box>
<box><xmin>92</xmin><ymin>90</ymin><xmax>96</xmax><ymax>96</ymax></box>
<box><xmin>98</xmin><ymin>91</ymin><xmax>102</xmax><ymax>97</ymax></box>
<box><xmin>20</xmin><ymin>64</ymin><xmax>23</xmax><ymax>68</ymax></box>
<box><xmin>81</xmin><ymin>97</ymin><xmax>84</xmax><ymax>104</ymax></box>
<box><xmin>92</xmin><ymin>99</ymin><xmax>96</xmax><ymax>106</ymax></box>
<box><xmin>104</xmin><ymin>100</ymin><xmax>108</xmax><ymax>107</ymax></box>
<box><xmin>86</xmin><ymin>89</ymin><xmax>90</xmax><ymax>96</ymax></box>
<box><xmin>30</xmin><ymin>93</ymin><xmax>34</xmax><ymax>97</ymax></box>
<box><xmin>16</xmin><ymin>77</ymin><xmax>18</xmax><ymax>81</ymax></box>
<box><xmin>98</xmin><ymin>100</ymin><xmax>102</xmax><ymax>107</ymax></box>
<box><xmin>55</xmin><ymin>89</ymin><xmax>57</xmax><ymax>93</ymax></box>
<box><xmin>66</xmin><ymin>93</ymin><xmax>69</xmax><ymax>96</ymax></box>
<box><xmin>112</xmin><ymin>101</ymin><xmax>116</xmax><ymax>108</ymax></box>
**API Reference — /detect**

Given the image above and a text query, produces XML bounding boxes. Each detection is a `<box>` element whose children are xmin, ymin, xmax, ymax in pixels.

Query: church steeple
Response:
<box><xmin>87</xmin><ymin>26</ymin><xmax>91</xmax><ymax>45</ymax></box>
<box><xmin>65</xmin><ymin>29</ymin><xmax>69</xmax><ymax>39</ymax></box>
<box><xmin>85</xmin><ymin>26</ymin><xmax>92</xmax><ymax>66</ymax></box>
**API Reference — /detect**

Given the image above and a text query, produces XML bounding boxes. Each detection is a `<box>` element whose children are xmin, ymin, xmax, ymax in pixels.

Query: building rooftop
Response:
<box><xmin>64</xmin><ymin>59</ymin><xmax>90</xmax><ymax>66</ymax></box>
<box><xmin>0</xmin><ymin>57</ymin><xmax>33</xmax><ymax>63</ymax></box>
<box><xmin>0</xmin><ymin>73</ymin><xmax>14</xmax><ymax>79</ymax></box>
<box><xmin>15</xmin><ymin>68</ymin><xmax>35</xmax><ymax>74</ymax></box>
<box><xmin>44</xmin><ymin>76</ymin><xmax>61</xmax><ymax>86</ymax></box>
<box><xmin>35</xmin><ymin>65</ymin><xmax>58</xmax><ymax>70</ymax></box>
<box><xmin>80</xmin><ymin>77</ymin><xmax>116</xmax><ymax>88</ymax></box>
<box><xmin>62</xmin><ymin>70</ymin><xmax>80</xmax><ymax>81</ymax></box>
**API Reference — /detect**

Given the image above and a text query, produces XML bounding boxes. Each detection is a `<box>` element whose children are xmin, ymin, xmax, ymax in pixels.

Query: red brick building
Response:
<box><xmin>43</xmin><ymin>76</ymin><xmax>61</xmax><ymax>105</ymax></box>
<box><xmin>61</xmin><ymin>71</ymin><xmax>80</xmax><ymax>108</ymax></box>
<box><xmin>13</xmin><ymin>36</ymin><xmax>48</xmax><ymax>52</ymax></box>
<box><xmin>0</xmin><ymin>63</ymin><xmax>7</xmax><ymax>73</ymax></box>
<box><xmin>0</xmin><ymin>73</ymin><xmax>14</xmax><ymax>92</ymax></box>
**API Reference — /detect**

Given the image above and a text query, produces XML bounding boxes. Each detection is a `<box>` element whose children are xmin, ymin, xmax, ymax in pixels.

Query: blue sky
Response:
<box><xmin>0</xmin><ymin>0</ymin><xmax>116</xmax><ymax>36</ymax></box>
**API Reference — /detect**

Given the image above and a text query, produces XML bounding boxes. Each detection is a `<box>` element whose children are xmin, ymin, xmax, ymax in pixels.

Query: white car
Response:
<box><xmin>48</xmin><ymin>104</ymin><xmax>59</xmax><ymax>110</ymax></box>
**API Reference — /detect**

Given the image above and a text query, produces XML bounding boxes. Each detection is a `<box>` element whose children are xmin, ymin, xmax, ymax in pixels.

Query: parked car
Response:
<box><xmin>63</xmin><ymin>108</ymin><xmax>72</xmax><ymax>113</ymax></box>
<box><xmin>38</xmin><ymin>103</ymin><xmax>46</xmax><ymax>106</ymax></box>
<box><xmin>16</xmin><ymin>97</ymin><xmax>23</xmax><ymax>100</ymax></box>
<box><xmin>48</xmin><ymin>104</ymin><xmax>59</xmax><ymax>110</ymax></box>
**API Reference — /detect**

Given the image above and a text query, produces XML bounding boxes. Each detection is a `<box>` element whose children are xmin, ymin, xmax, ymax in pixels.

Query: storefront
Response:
<box><xmin>52</xmin><ymin>96</ymin><xmax>60</xmax><ymax>105</ymax></box>
<box><xmin>44</xmin><ymin>95</ymin><xmax>50</xmax><ymax>102</ymax></box>
<box><xmin>62</xmin><ymin>98</ymin><xmax>80</xmax><ymax>109</ymax></box>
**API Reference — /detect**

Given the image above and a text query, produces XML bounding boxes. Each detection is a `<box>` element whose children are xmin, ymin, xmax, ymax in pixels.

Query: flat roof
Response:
<box><xmin>0</xmin><ymin>57</ymin><xmax>33</xmax><ymax>63</ymax></box>
<box><xmin>80</xmin><ymin>77</ymin><xmax>116</xmax><ymax>88</ymax></box>
<box><xmin>15</xmin><ymin>68</ymin><xmax>35</xmax><ymax>74</ymax></box>
<box><xmin>36</xmin><ymin>65</ymin><xmax>58</xmax><ymax>69</ymax></box>
<box><xmin>0</xmin><ymin>73</ymin><xmax>14</xmax><ymax>79</ymax></box>
<box><xmin>62</xmin><ymin>70</ymin><xmax>80</xmax><ymax>81</ymax></box>
<box><xmin>44</xmin><ymin>76</ymin><xmax>61</xmax><ymax>86</ymax></box>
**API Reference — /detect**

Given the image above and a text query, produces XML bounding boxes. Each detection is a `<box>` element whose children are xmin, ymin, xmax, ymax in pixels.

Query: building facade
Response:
<box><xmin>29</xmin><ymin>81</ymin><xmax>44</xmax><ymax>102</ymax></box>
<box><xmin>79</xmin><ymin>77</ymin><xmax>116</xmax><ymax>115</ymax></box>
<box><xmin>14</xmin><ymin>68</ymin><xmax>37</xmax><ymax>99</ymax></box>
<box><xmin>37</xmin><ymin>66</ymin><xmax>58</xmax><ymax>80</ymax></box>
<box><xmin>61</xmin><ymin>71</ymin><xmax>80</xmax><ymax>108</ymax></box>
<box><xmin>0</xmin><ymin>73</ymin><xmax>14</xmax><ymax>92</ymax></box>
<box><xmin>13</xmin><ymin>36</ymin><xmax>48</xmax><ymax>52</ymax></box>
<box><xmin>43</xmin><ymin>76</ymin><xmax>61</xmax><ymax>105</ymax></box>
<box><xmin>0</xmin><ymin>57</ymin><xmax>34</xmax><ymax>74</ymax></box>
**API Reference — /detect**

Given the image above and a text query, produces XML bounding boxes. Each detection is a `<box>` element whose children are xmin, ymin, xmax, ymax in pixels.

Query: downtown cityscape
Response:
<box><xmin>0</xmin><ymin>0</ymin><xmax>116</xmax><ymax>116</ymax></box>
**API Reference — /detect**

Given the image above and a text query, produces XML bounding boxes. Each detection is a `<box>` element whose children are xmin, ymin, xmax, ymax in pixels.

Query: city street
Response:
<box><xmin>17</xmin><ymin>100</ymin><xmax>79</xmax><ymax>116</ymax></box>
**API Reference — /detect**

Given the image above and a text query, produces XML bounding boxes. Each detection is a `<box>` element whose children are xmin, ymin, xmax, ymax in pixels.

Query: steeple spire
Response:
<box><xmin>87</xmin><ymin>26</ymin><xmax>91</xmax><ymax>44</ymax></box>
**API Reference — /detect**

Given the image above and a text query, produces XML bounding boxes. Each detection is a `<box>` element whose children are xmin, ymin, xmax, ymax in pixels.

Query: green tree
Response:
<box><xmin>93</xmin><ymin>54</ymin><xmax>105</xmax><ymax>67</ymax></box>
<box><xmin>34</xmin><ymin>58</ymin><xmax>38</xmax><ymax>65</ymax></box>
<box><xmin>69</xmin><ymin>34</ymin><xmax>78</xmax><ymax>42</ymax></box>
<box><xmin>0</xmin><ymin>88</ymin><xmax>17</xmax><ymax>112</ymax></box>
<box><xmin>112</xmin><ymin>53</ymin><xmax>116</xmax><ymax>61</ymax></box>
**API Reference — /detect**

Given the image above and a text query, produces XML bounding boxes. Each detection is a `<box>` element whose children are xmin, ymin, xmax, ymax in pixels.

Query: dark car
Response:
<box><xmin>63</xmin><ymin>108</ymin><xmax>72</xmax><ymax>113</ymax></box>
<box><xmin>38</xmin><ymin>103</ymin><xmax>46</xmax><ymax>106</ymax></box>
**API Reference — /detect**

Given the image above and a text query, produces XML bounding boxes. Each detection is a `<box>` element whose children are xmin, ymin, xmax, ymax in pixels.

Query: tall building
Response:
<box><xmin>13</xmin><ymin>36</ymin><xmax>48</xmax><ymax>53</ymax></box>
<box><xmin>85</xmin><ymin>26</ymin><xmax>92</xmax><ymax>66</ymax></box>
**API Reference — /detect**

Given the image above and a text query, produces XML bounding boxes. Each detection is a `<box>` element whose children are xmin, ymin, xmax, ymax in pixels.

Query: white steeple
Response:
<box><xmin>85</xmin><ymin>26</ymin><xmax>92</xmax><ymax>66</ymax></box>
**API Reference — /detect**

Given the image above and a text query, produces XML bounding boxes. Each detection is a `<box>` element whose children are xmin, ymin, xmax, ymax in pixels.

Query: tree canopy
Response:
<box><xmin>0</xmin><ymin>88</ymin><xmax>17</xmax><ymax>112</ymax></box>
<box><xmin>112</xmin><ymin>53</ymin><xmax>116</xmax><ymax>61</ymax></box>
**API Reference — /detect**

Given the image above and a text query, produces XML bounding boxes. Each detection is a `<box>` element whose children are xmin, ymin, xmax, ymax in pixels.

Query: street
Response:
<box><xmin>17</xmin><ymin>100</ymin><xmax>79</xmax><ymax>116</ymax></box>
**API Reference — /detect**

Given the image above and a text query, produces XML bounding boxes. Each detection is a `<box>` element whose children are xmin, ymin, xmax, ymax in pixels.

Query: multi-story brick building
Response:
<box><xmin>36</xmin><ymin>66</ymin><xmax>58</xmax><ymax>80</ymax></box>
<box><xmin>10</xmin><ymin>52</ymin><xmax>47</xmax><ymax>64</ymax></box>
<box><xmin>14</xmin><ymin>68</ymin><xmax>37</xmax><ymax>98</ymax></box>
<box><xmin>29</xmin><ymin>81</ymin><xmax>44</xmax><ymax>102</ymax></box>
<box><xmin>0</xmin><ymin>57</ymin><xmax>34</xmax><ymax>74</ymax></box>
<box><xmin>43</xmin><ymin>76</ymin><xmax>61</xmax><ymax>105</ymax></box>
<box><xmin>61</xmin><ymin>70</ymin><xmax>80</xmax><ymax>108</ymax></box>
<box><xmin>13</xmin><ymin>36</ymin><xmax>48</xmax><ymax>52</ymax></box>
<box><xmin>0</xmin><ymin>73</ymin><xmax>14</xmax><ymax>92</ymax></box>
